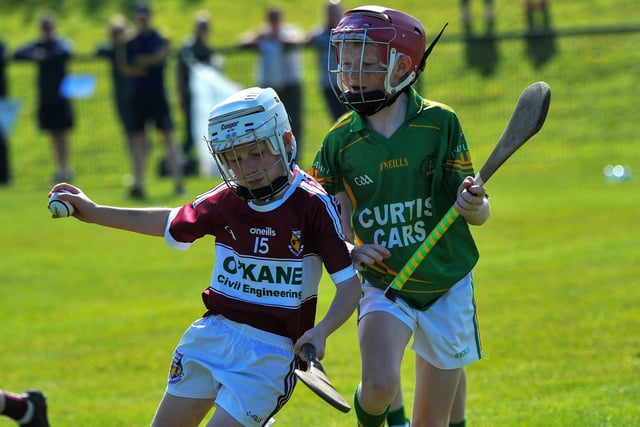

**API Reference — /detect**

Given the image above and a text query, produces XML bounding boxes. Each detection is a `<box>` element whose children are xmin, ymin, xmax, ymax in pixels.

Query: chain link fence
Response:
<box><xmin>3</xmin><ymin>29</ymin><xmax>639</xmax><ymax>189</ymax></box>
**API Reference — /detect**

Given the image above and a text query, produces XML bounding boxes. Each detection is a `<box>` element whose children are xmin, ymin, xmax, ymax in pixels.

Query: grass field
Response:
<box><xmin>1</xmin><ymin>0</ymin><xmax>640</xmax><ymax>426</ymax></box>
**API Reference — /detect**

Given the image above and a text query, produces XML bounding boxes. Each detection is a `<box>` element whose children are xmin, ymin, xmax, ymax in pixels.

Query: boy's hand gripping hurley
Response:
<box><xmin>294</xmin><ymin>343</ymin><xmax>351</xmax><ymax>413</ymax></box>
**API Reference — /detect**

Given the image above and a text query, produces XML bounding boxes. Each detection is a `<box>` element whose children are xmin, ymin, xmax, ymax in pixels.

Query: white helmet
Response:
<box><xmin>206</xmin><ymin>87</ymin><xmax>297</xmax><ymax>202</ymax></box>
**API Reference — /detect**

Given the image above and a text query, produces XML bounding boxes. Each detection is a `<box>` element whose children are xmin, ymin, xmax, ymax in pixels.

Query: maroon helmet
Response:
<box><xmin>329</xmin><ymin>6</ymin><xmax>445</xmax><ymax>115</ymax></box>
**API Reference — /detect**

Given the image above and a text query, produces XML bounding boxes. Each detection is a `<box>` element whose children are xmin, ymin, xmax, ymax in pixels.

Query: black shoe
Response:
<box><xmin>129</xmin><ymin>187</ymin><xmax>146</xmax><ymax>200</ymax></box>
<box><xmin>183</xmin><ymin>155</ymin><xmax>199</xmax><ymax>176</ymax></box>
<box><xmin>22</xmin><ymin>390</ymin><xmax>50</xmax><ymax>427</ymax></box>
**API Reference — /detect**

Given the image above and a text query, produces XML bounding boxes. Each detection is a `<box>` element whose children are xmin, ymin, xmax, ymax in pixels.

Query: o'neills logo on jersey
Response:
<box><xmin>380</xmin><ymin>157</ymin><xmax>409</xmax><ymax>170</ymax></box>
<box><xmin>310</xmin><ymin>161</ymin><xmax>329</xmax><ymax>175</ymax></box>
<box><xmin>250</xmin><ymin>226</ymin><xmax>276</xmax><ymax>237</ymax></box>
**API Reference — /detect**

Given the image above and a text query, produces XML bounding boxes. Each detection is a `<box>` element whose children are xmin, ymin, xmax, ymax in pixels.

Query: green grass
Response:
<box><xmin>2</xmin><ymin>1</ymin><xmax>640</xmax><ymax>426</ymax></box>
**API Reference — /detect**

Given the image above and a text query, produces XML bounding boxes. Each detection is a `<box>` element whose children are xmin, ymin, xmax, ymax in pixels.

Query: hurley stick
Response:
<box><xmin>385</xmin><ymin>81</ymin><xmax>551</xmax><ymax>301</ymax></box>
<box><xmin>294</xmin><ymin>343</ymin><xmax>351</xmax><ymax>413</ymax></box>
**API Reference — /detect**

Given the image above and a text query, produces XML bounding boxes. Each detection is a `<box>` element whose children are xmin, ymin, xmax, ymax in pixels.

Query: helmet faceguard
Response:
<box><xmin>329</xmin><ymin>6</ymin><xmax>446</xmax><ymax>115</ymax></box>
<box><xmin>206</xmin><ymin>87</ymin><xmax>297</xmax><ymax>202</ymax></box>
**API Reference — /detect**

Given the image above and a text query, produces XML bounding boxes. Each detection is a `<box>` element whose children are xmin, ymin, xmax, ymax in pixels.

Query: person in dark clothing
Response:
<box><xmin>175</xmin><ymin>11</ymin><xmax>223</xmax><ymax>176</ymax></box>
<box><xmin>120</xmin><ymin>2</ymin><xmax>184</xmax><ymax>199</ymax></box>
<box><xmin>95</xmin><ymin>14</ymin><xmax>135</xmax><ymax>148</ymax></box>
<box><xmin>0</xmin><ymin>40</ymin><xmax>5</xmax><ymax>102</ymax></box>
<box><xmin>0</xmin><ymin>39</ymin><xmax>10</xmax><ymax>185</ymax></box>
<box><xmin>306</xmin><ymin>0</ymin><xmax>348</xmax><ymax>122</ymax></box>
<box><xmin>238</xmin><ymin>7</ymin><xmax>305</xmax><ymax>156</ymax></box>
<box><xmin>13</xmin><ymin>12</ymin><xmax>74</xmax><ymax>182</ymax></box>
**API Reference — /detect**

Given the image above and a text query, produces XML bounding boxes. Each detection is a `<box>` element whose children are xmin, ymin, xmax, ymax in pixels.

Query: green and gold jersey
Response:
<box><xmin>310</xmin><ymin>87</ymin><xmax>479</xmax><ymax>310</ymax></box>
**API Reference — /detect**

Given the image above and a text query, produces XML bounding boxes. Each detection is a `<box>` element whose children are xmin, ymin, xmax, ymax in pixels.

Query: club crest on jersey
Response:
<box><xmin>288</xmin><ymin>230</ymin><xmax>303</xmax><ymax>256</ymax></box>
<box><xmin>168</xmin><ymin>351</ymin><xmax>185</xmax><ymax>384</ymax></box>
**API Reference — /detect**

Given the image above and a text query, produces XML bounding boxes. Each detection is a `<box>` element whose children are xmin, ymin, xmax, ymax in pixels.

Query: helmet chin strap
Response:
<box><xmin>340</xmin><ymin>89</ymin><xmax>406</xmax><ymax>116</ymax></box>
<box><xmin>235</xmin><ymin>175</ymin><xmax>290</xmax><ymax>202</ymax></box>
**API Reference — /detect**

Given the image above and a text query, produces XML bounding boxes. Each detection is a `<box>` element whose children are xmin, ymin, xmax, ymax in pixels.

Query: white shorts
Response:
<box><xmin>165</xmin><ymin>315</ymin><xmax>297</xmax><ymax>427</ymax></box>
<box><xmin>358</xmin><ymin>273</ymin><xmax>482</xmax><ymax>369</ymax></box>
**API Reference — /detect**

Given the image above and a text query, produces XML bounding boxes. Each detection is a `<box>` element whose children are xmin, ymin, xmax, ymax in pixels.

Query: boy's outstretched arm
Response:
<box><xmin>49</xmin><ymin>183</ymin><xmax>171</xmax><ymax>237</ymax></box>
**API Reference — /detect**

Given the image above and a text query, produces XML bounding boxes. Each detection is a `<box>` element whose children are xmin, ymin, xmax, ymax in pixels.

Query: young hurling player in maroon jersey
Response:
<box><xmin>49</xmin><ymin>87</ymin><xmax>361</xmax><ymax>427</ymax></box>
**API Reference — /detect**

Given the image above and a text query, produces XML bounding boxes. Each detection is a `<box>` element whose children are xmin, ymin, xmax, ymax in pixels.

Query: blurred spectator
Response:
<box><xmin>13</xmin><ymin>12</ymin><xmax>74</xmax><ymax>183</ymax></box>
<box><xmin>524</xmin><ymin>0</ymin><xmax>556</xmax><ymax>68</ymax></box>
<box><xmin>460</xmin><ymin>0</ymin><xmax>499</xmax><ymax>76</ymax></box>
<box><xmin>120</xmin><ymin>2</ymin><xmax>184</xmax><ymax>199</ymax></box>
<box><xmin>0</xmin><ymin>38</ymin><xmax>10</xmax><ymax>185</ymax></box>
<box><xmin>95</xmin><ymin>14</ymin><xmax>135</xmax><ymax>152</ymax></box>
<box><xmin>0</xmin><ymin>40</ymin><xmax>5</xmax><ymax>103</ymax></box>
<box><xmin>306</xmin><ymin>0</ymin><xmax>347</xmax><ymax>122</ymax></box>
<box><xmin>460</xmin><ymin>0</ymin><xmax>495</xmax><ymax>37</ymax></box>
<box><xmin>239</xmin><ymin>6</ymin><xmax>304</xmax><ymax>155</ymax></box>
<box><xmin>175</xmin><ymin>10</ymin><xmax>223</xmax><ymax>176</ymax></box>
<box><xmin>525</xmin><ymin>0</ymin><xmax>551</xmax><ymax>33</ymax></box>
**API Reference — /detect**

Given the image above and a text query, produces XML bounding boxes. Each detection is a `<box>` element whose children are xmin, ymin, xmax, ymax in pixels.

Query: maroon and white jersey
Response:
<box><xmin>165</xmin><ymin>168</ymin><xmax>357</xmax><ymax>342</ymax></box>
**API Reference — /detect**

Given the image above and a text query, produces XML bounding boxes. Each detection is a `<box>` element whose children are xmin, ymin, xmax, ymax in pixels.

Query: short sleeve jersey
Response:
<box><xmin>310</xmin><ymin>88</ymin><xmax>479</xmax><ymax>310</ymax></box>
<box><xmin>165</xmin><ymin>168</ymin><xmax>356</xmax><ymax>342</ymax></box>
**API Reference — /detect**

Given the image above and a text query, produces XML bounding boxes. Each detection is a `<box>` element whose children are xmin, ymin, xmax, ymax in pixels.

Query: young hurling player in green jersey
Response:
<box><xmin>310</xmin><ymin>6</ymin><xmax>490</xmax><ymax>427</ymax></box>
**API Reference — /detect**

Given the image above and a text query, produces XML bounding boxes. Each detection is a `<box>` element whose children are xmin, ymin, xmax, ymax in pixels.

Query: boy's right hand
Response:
<box><xmin>351</xmin><ymin>244</ymin><xmax>390</xmax><ymax>271</ymax></box>
<box><xmin>48</xmin><ymin>183</ymin><xmax>96</xmax><ymax>222</ymax></box>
